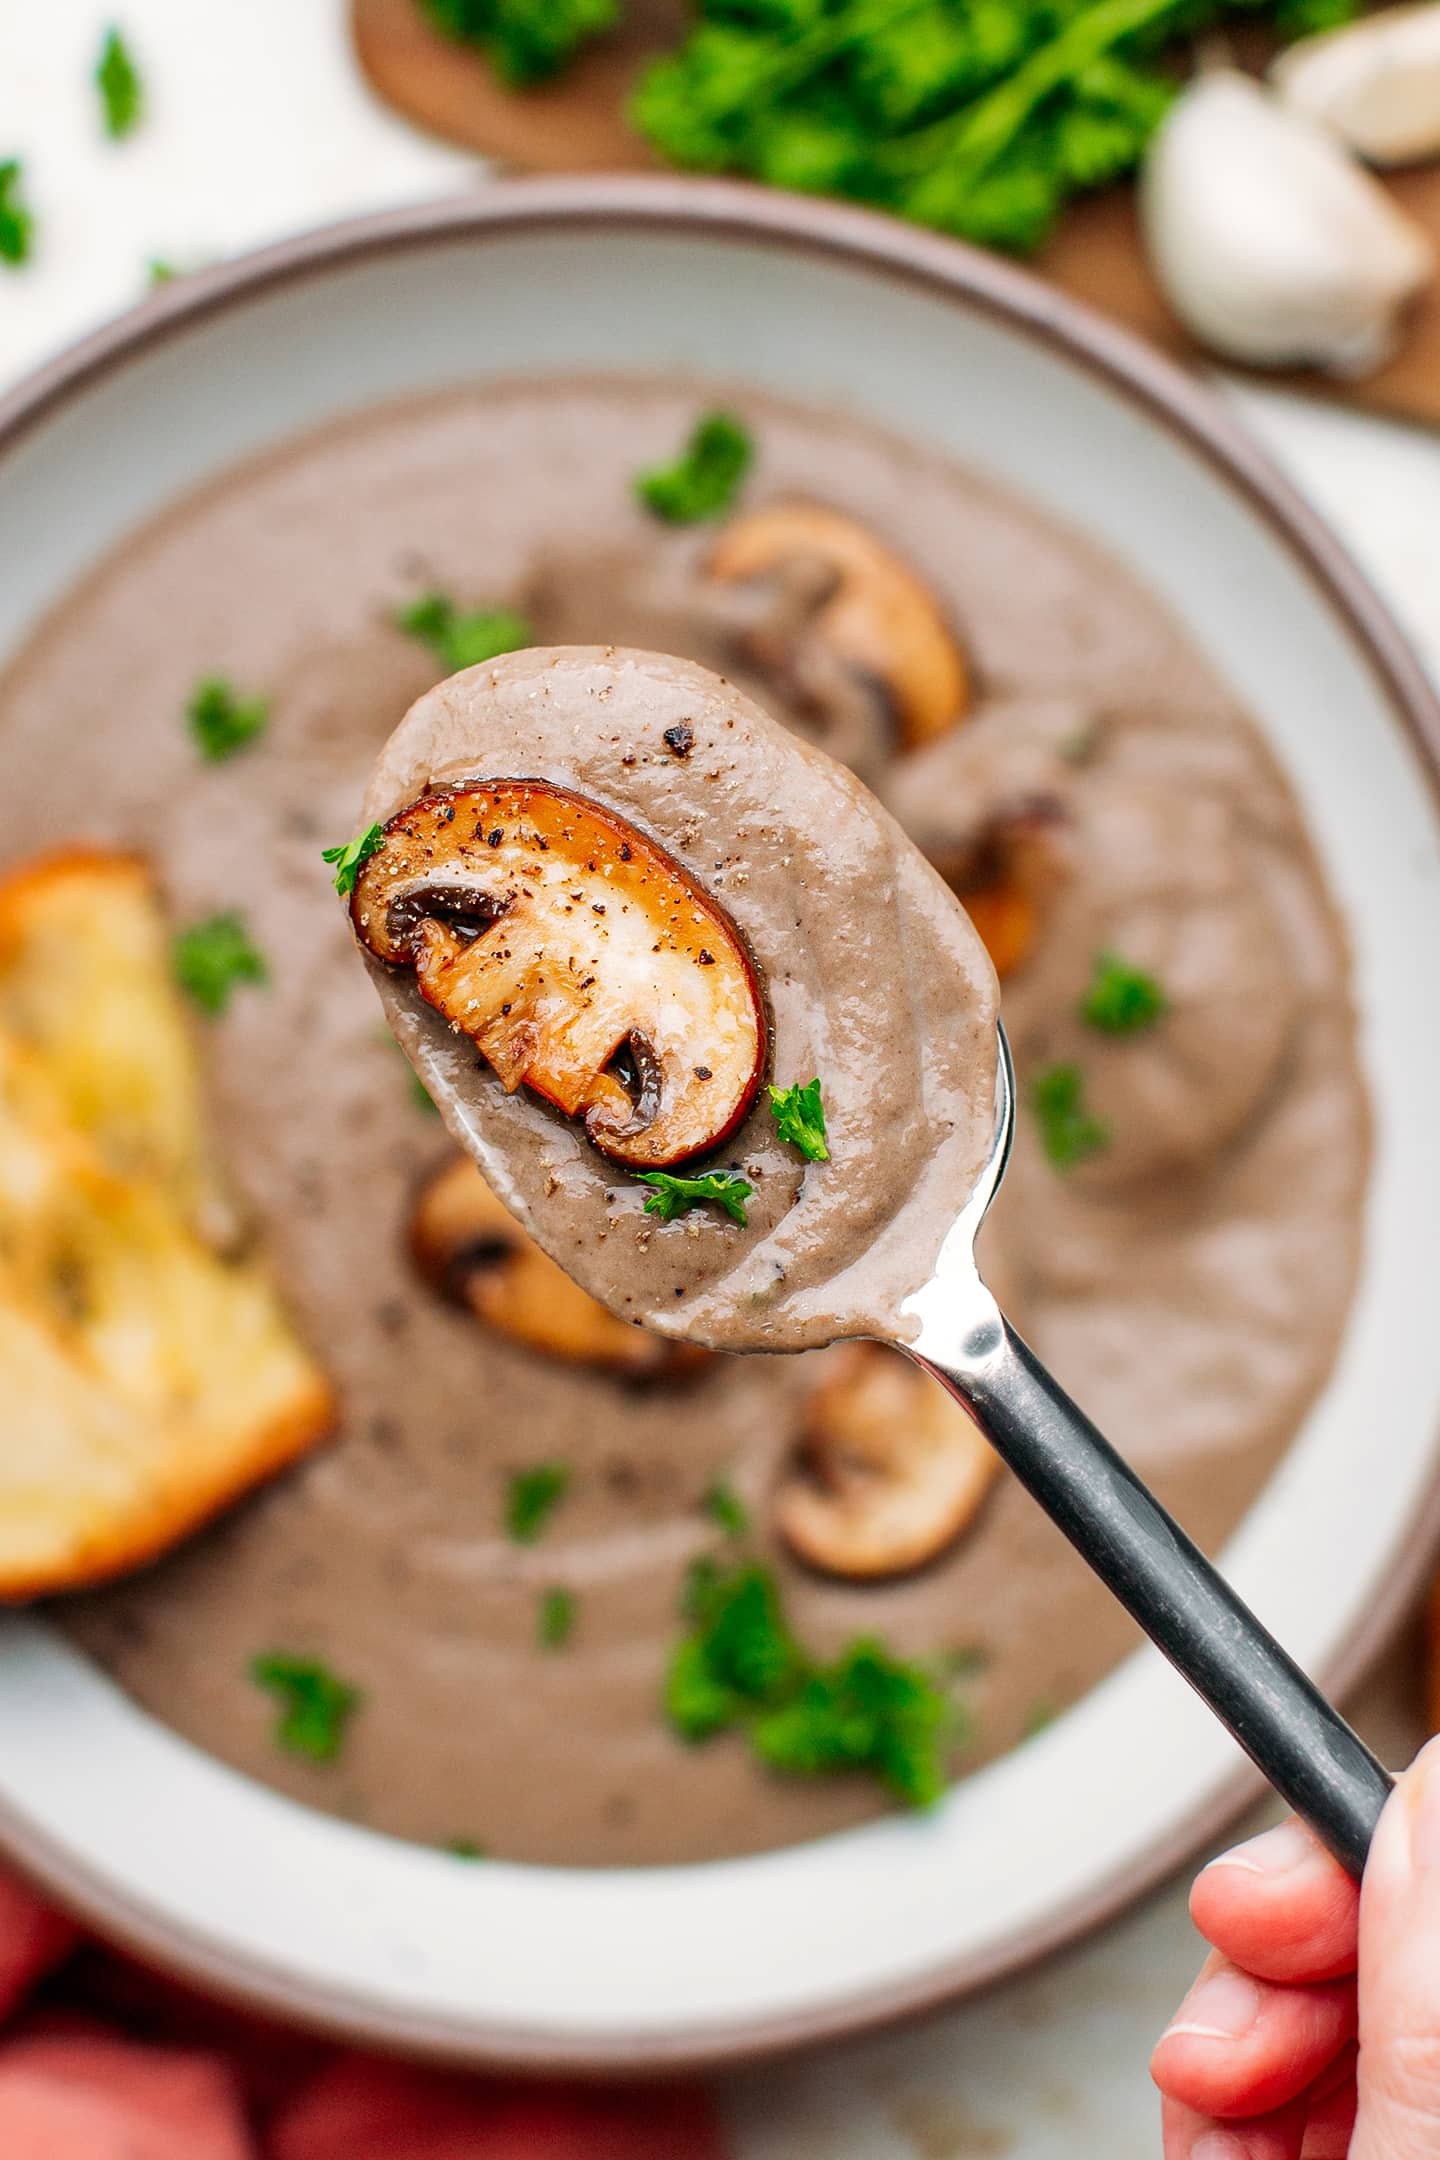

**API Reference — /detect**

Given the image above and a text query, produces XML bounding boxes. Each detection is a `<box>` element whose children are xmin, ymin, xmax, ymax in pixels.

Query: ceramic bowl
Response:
<box><xmin>2</xmin><ymin>177</ymin><xmax>1440</xmax><ymax>2072</ymax></box>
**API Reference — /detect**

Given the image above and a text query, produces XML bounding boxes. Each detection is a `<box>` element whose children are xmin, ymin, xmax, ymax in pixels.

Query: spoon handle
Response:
<box><xmin>910</xmin><ymin>1310</ymin><xmax>1392</xmax><ymax>1879</ymax></box>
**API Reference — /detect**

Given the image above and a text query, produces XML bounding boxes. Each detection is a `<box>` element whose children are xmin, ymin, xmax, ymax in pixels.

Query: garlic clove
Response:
<box><xmin>1140</xmin><ymin>70</ymin><xmax>1434</xmax><ymax>376</ymax></box>
<box><xmin>1272</xmin><ymin>3</ymin><xmax>1440</xmax><ymax>166</ymax></box>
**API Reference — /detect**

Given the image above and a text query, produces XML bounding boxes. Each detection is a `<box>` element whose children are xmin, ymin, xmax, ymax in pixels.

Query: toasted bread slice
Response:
<box><xmin>0</xmin><ymin>858</ymin><xmax>333</xmax><ymax>1599</ymax></box>
<box><xmin>0</xmin><ymin>849</ymin><xmax>233</xmax><ymax>1240</ymax></box>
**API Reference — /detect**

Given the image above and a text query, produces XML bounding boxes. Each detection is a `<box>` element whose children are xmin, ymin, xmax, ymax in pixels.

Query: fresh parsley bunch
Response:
<box><xmin>630</xmin><ymin>0</ymin><xmax>1355</xmax><ymax>255</ymax></box>
<box><xmin>417</xmin><ymin>0</ymin><xmax>1359</xmax><ymax>253</ymax></box>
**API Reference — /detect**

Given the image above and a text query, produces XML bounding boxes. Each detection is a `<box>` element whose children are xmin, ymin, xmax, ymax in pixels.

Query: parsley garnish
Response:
<box><xmin>251</xmin><ymin>1654</ymin><xmax>361</xmax><ymax>1764</ymax></box>
<box><xmin>187</xmin><ymin>676</ymin><xmax>269</xmax><ymax>763</ymax></box>
<box><xmin>538</xmin><ymin>1586</ymin><xmax>577</xmax><ymax>1649</ymax></box>
<box><xmin>702</xmin><ymin>1480</ymin><xmax>750</xmax><ymax>1538</ymax></box>
<box><xmin>1031</xmin><ymin>1062</ymin><xmax>1109</xmax><ymax>1171</ymax></box>
<box><xmin>147</xmin><ymin>257</ymin><xmax>176</xmax><ymax>286</ymax></box>
<box><xmin>751</xmin><ymin>1642</ymin><xmax>955</xmax><ymax>1806</ymax></box>
<box><xmin>506</xmin><ymin>1462</ymin><xmax>571</xmax><ymax>1543</ymax></box>
<box><xmin>322</xmin><ymin>823</ymin><xmax>384</xmax><ymax>897</ymax></box>
<box><xmin>396</xmin><ymin>593</ymin><xmax>531</xmax><ymax>674</ymax></box>
<box><xmin>419</xmin><ymin>0</ymin><xmax>619</xmax><ymax>86</ymax></box>
<box><xmin>172</xmin><ymin>912</ymin><xmax>268</xmax><ymax>1017</ymax></box>
<box><xmin>447</xmin><ymin>1837</ymin><xmax>487</xmax><ymax>1859</ymax></box>
<box><xmin>665</xmin><ymin>1562</ymin><xmax>960</xmax><ymax>1807</ymax></box>
<box><xmin>666</xmin><ymin>1564</ymin><xmax>799</xmax><ymax>1740</ymax></box>
<box><xmin>769</xmin><ymin>1077</ymin><xmax>829</xmax><ymax>1162</ymax></box>
<box><xmin>635</xmin><ymin>411</ymin><xmax>753</xmax><ymax>524</ymax></box>
<box><xmin>637</xmin><ymin>1169</ymin><xmax>753</xmax><ymax>1226</ymax></box>
<box><xmin>96</xmin><ymin>26</ymin><xmax>144</xmax><ymax>139</ymax></box>
<box><xmin>1081</xmin><ymin>951</ymin><xmax>1167</xmax><ymax>1035</ymax></box>
<box><xmin>0</xmin><ymin>161</ymin><xmax>34</xmax><ymax>268</ymax></box>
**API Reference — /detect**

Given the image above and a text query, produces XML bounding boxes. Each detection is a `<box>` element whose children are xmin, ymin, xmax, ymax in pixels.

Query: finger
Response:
<box><xmin>1293</xmin><ymin>2041</ymin><xmax>1359</xmax><ymax>2159</ymax></box>
<box><xmin>1352</xmin><ymin>1734</ymin><xmax>1440</xmax><ymax>2158</ymax></box>
<box><xmin>1161</xmin><ymin>2089</ymin><xmax>1308</xmax><ymax>2160</ymax></box>
<box><xmin>1299</xmin><ymin>2078</ymin><xmax>1357</xmax><ymax>2159</ymax></box>
<box><xmin>1152</xmin><ymin>1950</ymin><xmax>1355</xmax><ymax>2118</ymax></box>
<box><xmin>1190</xmin><ymin>1821</ymin><xmax>1359</xmax><ymax>1984</ymax></box>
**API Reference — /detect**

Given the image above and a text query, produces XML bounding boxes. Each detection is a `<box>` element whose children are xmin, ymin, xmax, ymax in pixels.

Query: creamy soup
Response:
<box><xmin>0</xmin><ymin>377</ymin><xmax>1366</xmax><ymax>1864</ymax></box>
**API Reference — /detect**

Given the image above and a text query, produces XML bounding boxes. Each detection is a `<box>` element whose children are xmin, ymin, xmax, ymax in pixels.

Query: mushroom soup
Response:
<box><xmin>0</xmin><ymin>376</ymin><xmax>1366</xmax><ymax>1864</ymax></box>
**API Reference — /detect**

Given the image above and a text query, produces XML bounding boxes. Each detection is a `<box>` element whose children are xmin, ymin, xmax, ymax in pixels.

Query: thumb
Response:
<box><xmin>1352</xmin><ymin>1733</ymin><xmax>1440</xmax><ymax>2158</ymax></box>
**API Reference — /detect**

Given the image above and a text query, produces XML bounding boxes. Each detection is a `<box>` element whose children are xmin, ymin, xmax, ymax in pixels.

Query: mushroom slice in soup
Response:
<box><xmin>411</xmin><ymin>1155</ymin><xmax>707</xmax><ymax>1380</ymax></box>
<box><xmin>778</xmin><ymin>1342</ymin><xmax>1001</xmax><ymax>1579</ymax></box>
<box><xmin>706</xmin><ymin>503</ymin><xmax>970</xmax><ymax>754</ymax></box>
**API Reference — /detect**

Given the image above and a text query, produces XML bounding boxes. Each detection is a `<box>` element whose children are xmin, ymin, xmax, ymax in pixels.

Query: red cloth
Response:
<box><xmin>0</xmin><ymin>1866</ymin><xmax>728</xmax><ymax>2159</ymax></box>
<box><xmin>273</xmin><ymin>2056</ymin><xmax>731</xmax><ymax>2160</ymax></box>
<box><xmin>0</xmin><ymin>1875</ymin><xmax>74</xmax><ymax>2021</ymax></box>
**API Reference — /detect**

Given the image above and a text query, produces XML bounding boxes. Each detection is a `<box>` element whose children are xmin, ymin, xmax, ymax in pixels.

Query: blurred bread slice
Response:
<box><xmin>0</xmin><ymin>849</ymin><xmax>234</xmax><ymax>1242</ymax></box>
<box><xmin>0</xmin><ymin>855</ymin><xmax>333</xmax><ymax>1600</ymax></box>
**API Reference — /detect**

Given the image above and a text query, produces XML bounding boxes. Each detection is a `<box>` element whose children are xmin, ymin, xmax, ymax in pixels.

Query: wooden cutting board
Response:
<box><xmin>354</xmin><ymin>0</ymin><xmax>1440</xmax><ymax>426</ymax></box>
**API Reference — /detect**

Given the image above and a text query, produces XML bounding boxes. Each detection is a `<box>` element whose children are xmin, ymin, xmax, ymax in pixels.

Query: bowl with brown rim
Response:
<box><xmin>2</xmin><ymin>176</ymin><xmax>1439</xmax><ymax>2071</ymax></box>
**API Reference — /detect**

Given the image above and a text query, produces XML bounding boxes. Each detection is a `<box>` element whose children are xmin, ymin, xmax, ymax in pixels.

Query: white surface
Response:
<box><xmin>4</xmin><ymin>5</ymin><xmax>1440</xmax><ymax>2149</ymax></box>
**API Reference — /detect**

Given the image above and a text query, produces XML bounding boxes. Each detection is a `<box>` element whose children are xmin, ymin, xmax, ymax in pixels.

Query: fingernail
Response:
<box><xmin>1204</xmin><ymin>1818</ymin><xmax>1318</xmax><ymax>1879</ymax></box>
<box><xmin>1405</xmin><ymin>1735</ymin><xmax>1440</xmax><ymax>1872</ymax></box>
<box><xmin>1165</xmin><ymin>1967</ymin><xmax>1261</xmax><ymax>2043</ymax></box>
<box><xmin>1191</xmin><ymin>2134</ymin><xmax>1248</xmax><ymax>2160</ymax></box>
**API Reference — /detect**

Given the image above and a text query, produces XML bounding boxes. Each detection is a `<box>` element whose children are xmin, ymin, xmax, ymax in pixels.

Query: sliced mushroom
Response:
<box><xmin>411</xmin><ymin>1156</ymin><xmax>708</xmax><ymax>1380</ymax></box>
<box><xmin>777</xmin><ymin>1343</ymin><xmax>1000</xmax><ymax>1579</ymax></box>
<box><xmin>351</xmin><ymin>781</ymin><xmax>768</xmax><ymax>1170</ymax></box>
<box><xmin>929</xmin><ymin>795</ymin><xmax>1072</xmax><ymax>981</ymax></box>
<box><xmin>706</xmin><ymin>504</ymin><xmax>969</xmax><ymax>755</ymax></box>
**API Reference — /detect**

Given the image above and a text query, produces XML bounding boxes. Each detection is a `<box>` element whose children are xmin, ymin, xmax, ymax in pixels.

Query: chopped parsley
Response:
<box><xmin>665</xmin><ymin>1561</ymin><xmax>960</xmax><ymax>1807</ymax></box>
<box><xmin>0</xmin><ymin>161</ymin><xmax>34</xmax><ymax>268</ymax></box>
<box><xmin>251</xmin><ymin>1654</ymin><xmax>361</xmax><ymax>1764</ymax></box>
<box><xmin>1031</xmin><ymin>1062</ymin><xmax>1109</xmax><ymax>1171</ymax></box>
<box><xmin>635</xmin><ymin>411</ymin><xmax>753</xmax><ymax>524</ymax></box>
<box><xmin>506</xmin><ymin>1462</ymin><xmax>571</xmax><ymax>1543</ymax></box>
<box><xmin>769</xmin><ymin>1077</ymin><xmax>829</xmax><ymax>1162</ymax></box>
<box><xmin>1080</xmin><ymin>951</ymin><xmax>1167</xmax><ymax>1035</ymax></box>
<box><xmin>666</xmin><ymin>1563</ymin><xmax>800</xmax><ymax>1740</ymax></box>
<box><xmin>636</xmin><ymin>1169</ymin><xmax>753</xmax><ymax>1226</ymax></box>
<box><xmin>751</xmin><ymin>1642</ymin><xmax>955</xmax><ymax>1806</ymax></box>
<box><xmin>172</xmin><ymin>912</ymin><xmax>268</xmax><ymax>1017</ymax></box>
<box><xmin>538</xmin><ymin>1585</ymin><xmax>577</xmax><ymax>1649</ymax></box>
<box><xmin>322</xmin><ymin>823</ymin><xmax>384</xmax><ymax>897</ymax></box>
<box><xmin>186</xmin><ymin>676</ymin><xmax>269</xmax><ymax>763</ymax></box>
<box><xmin>419</xmin><ymin>0</ymin><xmax>619</xmax><ymax>86</ymax></box>
<box><xmin>702</xmin><ymin>1480</ymin><xmax>750</xmax><ymax>1539</ymax></box>
<box><xmin>396</xmin><ymin>592</ymin><xmax>531</xmax><ymax>674</ymax></box>
<box><xmin>447</xmin><ymin>1837</ymin><xmax>487</xmax><ymax>1859</ymax></box>
<box><xmin>96</xmin><ymin>26</ymin><xmax>144</xmax><ymax>138</ymax></box>
<box><xmin>147</xmin><ymin>257</ymin><xmax>176</xmax><ymax>286</ymax></box>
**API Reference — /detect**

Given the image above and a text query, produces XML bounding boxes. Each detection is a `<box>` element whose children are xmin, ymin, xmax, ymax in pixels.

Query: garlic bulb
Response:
<box><xmin>1140</xmin><ymin>70</ymin><xmax>1434</xmax><ymax>375</ymax></box>
<box><xmin>1271</xmin><ymin>4</ymin><xmax>1440</xmax><ymax>166</ymax></box>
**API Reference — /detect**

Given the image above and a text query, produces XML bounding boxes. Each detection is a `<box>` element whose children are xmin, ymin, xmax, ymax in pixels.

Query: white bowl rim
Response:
<box><xmin>1</xmin><ymin>173</ymin><xmax>1439</xmax><ymax>2074</ymax></box>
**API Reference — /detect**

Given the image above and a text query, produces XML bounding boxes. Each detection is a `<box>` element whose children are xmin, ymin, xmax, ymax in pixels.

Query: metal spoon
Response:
<box><xmin>895</xmin><ymin>1024</ymin><xmax>1391</xmax><ymax>1880</ymax></box>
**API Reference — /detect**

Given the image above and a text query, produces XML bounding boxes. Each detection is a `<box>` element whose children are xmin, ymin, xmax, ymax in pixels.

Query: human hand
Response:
<box><xmin>1152</xmin><ymin>1735</ymin><xmax>1440</xmax><ymax>2157</ymax></box>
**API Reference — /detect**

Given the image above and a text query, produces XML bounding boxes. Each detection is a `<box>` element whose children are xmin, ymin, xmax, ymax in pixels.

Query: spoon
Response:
<box><xmin>895</xmin><ymin>1024</ymin><xmax>1391</xmax><ymax>1880</ymax></box>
